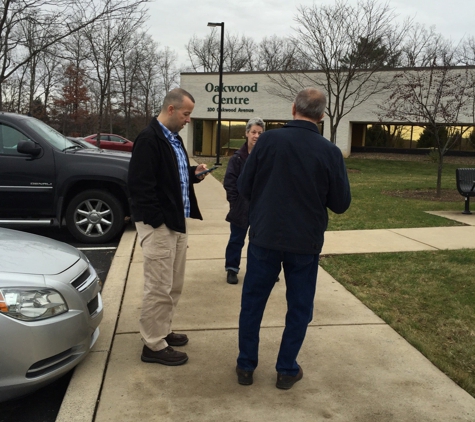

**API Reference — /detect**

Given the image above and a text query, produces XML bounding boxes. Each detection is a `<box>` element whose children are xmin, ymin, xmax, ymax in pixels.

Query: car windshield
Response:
<box><xmin>24</xmin><ymin>117</ymin><xmax>76</xmax><ymax>151</ymax></box>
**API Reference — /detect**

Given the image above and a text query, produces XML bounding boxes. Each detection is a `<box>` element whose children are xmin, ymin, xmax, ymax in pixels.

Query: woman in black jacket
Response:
<box><xmin>223</xmin><ymin>118</ymin><xmax>264</xmax><ymax>284</ymax></box>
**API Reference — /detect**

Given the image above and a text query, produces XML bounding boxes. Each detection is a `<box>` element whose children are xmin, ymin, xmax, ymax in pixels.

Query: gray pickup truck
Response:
<box><xmin>0</xmin><ymin>112</ymin><xmax>131</xmax><ymax>243</ymax></box>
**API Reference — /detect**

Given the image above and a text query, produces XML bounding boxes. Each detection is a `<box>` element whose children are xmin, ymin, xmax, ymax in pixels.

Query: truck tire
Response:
<box><xmin>65</xmin><ymin>189</ymin><xmax>125</xmax><ymax>243</ymax></box>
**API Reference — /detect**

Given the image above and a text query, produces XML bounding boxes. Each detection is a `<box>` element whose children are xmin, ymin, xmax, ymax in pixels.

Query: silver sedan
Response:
<box><xmin>0</xmin><ymin>228</ymin><xmax>103</xmax><ymax>402</ymax></box>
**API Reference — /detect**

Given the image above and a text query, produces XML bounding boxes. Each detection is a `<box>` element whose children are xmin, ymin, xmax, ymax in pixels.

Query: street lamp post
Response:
<box><xmin>207</xmin><ymin>22</ymin><xmax>224</xmax><ymax>166</ymax></box>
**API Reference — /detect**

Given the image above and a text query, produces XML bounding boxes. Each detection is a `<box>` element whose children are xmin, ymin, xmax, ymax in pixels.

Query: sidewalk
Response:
<box><xmin>57</xmin><ymin>173</ymin><xmax>475</xmax><ymax>422</ymax></box>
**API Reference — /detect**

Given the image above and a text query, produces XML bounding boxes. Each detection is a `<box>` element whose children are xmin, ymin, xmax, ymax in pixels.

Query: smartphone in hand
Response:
<box><xmin>196</xmin><ymin>166</ymin><xmax>218</xmax><ymax>177</ymax></box>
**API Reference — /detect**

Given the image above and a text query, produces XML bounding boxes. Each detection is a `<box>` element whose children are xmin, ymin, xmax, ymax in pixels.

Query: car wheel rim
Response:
<box><xmin>73</xmin><ymin>199</ymin><xmax>113</xmax><ymax>237</ymax></box>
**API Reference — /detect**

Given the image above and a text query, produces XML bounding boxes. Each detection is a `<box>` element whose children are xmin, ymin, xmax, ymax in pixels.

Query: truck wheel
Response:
<box><xmin>65</xmin><ymin>190</ymin><xmax>125</xmax><ymax>244</ymax></box>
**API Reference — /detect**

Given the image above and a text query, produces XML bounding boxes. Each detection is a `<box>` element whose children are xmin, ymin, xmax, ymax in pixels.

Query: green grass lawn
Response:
<box><xmin>323</xmin><ymin>157</ymin><xmax>474</xmax><ymax>396</ymax></box>
<box><xmin>198</xmin><ymin>156</ymin><xmax>467</xmax><ymax>231</ymax></box>
<box><xmin>221</xmin><ymin>139</ymin><xmax>246</xmax><ymax>149</ymax></box>
<box><xmin>194</xmin><ymin>153</ymin><xmax>475</xmax><ymax>398</ymax></box>
<box><xmin>319</xmin><ymin>250</ymin><xmax>475</xmax><ymax>398</ymax></box>
<box><xmin>328</xmin><ymin>158</ymin><xmax>465</xmax><ymax>230</ymax></box>
<box><xmin>194</xmin><ymin>157</ymin><xmax>229</xmax><ymax>182</ymax></box>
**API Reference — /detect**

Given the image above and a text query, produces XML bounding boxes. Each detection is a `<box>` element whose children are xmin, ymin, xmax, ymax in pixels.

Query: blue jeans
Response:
<box><xmin>225</xmin><ymin>223</ymin><xmax>248</xmax><ymax>273</ymax></box>
<box><xmin>237</xmin><ymin>243</ymin><xmax>319</xmax><ymax>376</ymax></box>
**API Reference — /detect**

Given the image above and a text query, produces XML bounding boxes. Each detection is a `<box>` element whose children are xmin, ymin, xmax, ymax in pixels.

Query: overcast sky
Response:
<box><xmin>146</xmin><ymin>0</ymin><xmax>475</xmax><ymax>68</ymax></box>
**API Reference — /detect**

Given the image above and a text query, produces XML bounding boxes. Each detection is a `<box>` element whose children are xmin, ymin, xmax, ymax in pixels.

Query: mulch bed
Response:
<box><xmin>382</xmin><ymin>189</ymin><xmax>462</xmax><ymax>202</ymax></box>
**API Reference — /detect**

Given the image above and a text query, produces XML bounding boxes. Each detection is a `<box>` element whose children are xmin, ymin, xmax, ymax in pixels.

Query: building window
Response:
<box><xmin>351</xmin><ymin>123</ymin><xmax>475</xmax><ymax>153</ymax></box>
<box><xmin>192</xmin><ymin>119</ymin><xmax>293</xmax><ymax>157</ymax></box>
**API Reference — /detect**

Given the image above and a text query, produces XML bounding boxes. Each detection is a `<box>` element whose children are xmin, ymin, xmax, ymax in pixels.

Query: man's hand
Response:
<box><xmin>195</xmin><ymin>164</ymin><xmax>209</xmax><ymax>180</ymax></box>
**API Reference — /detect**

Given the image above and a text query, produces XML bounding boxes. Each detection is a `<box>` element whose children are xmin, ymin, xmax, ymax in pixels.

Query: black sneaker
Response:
<box><xmin>236</xmin><ymin>366</ymin><xmax>254</xmax><ymax>385</ymax></box>
<box><xmin>141</xmin><ymin>345</ymin><xmax>188</xmax><ymax>366</ymax></box>
<box><xmin>227</xmin><ymin>270</ymin><xmax>238</xmax><ymax>284</ymax></box>
<box><xmin>276</xmin><ymin>365</ymin><xmax>303</xmax><ymax>389</ymax></box>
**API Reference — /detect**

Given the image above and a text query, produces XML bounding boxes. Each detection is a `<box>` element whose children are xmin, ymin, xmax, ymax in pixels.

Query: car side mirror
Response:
<box><xmin>17</xmin><ymin>140</ymin><xmax>42</xmax><ymax>157</ymax></box>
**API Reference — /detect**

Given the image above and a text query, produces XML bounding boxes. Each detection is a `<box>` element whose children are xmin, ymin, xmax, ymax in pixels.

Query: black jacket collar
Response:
<box><xmin>284</xmin><ymin>119</ymin><xmax>321</xmax><ymax>135</ymax></box>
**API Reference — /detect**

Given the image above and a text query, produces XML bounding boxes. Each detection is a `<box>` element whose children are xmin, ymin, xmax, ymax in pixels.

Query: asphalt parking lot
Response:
<box><xmin>0</xmin><ymin>225</ymin><xmax>123</xmax><ymax>422</ymax></box>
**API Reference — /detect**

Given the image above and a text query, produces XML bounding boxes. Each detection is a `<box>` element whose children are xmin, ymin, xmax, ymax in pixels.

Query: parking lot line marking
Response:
<box><xmin>77</xmin><ymin>247</ymin><xmax>118</xmax><ymax>251</ymax></box>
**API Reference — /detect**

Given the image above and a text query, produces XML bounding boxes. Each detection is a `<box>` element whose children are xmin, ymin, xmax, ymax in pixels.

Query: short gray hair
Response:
<box><xmin>162</xmin><ymin>88</ymin><xmax>195</xmax><ymax>110</ymax></box>
<box><xmin>294</xmin><ymin>88</ymin><xmax>326</xmax><ymax>120</ymax></box>
<box><xmin>246</xmin><ymin>117</ymin><xmax>265</xmax><ymax>132</ymax></box>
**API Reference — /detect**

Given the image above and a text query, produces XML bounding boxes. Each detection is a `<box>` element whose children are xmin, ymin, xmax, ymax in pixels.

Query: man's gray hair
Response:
<box><xmin>294</xmin><ymin>88</ymin><xmax>326</xmax><ymax>120</ymax></box>
<box><xmin>246</xmin><ymin>117</ymin><xmax>265</xmax><ymax>132</ymax></box>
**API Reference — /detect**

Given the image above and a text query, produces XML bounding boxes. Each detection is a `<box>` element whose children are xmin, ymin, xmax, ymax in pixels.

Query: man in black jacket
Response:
<box><xmin>236</xmin><ymin>87</ymin><xmax>351</xmax><ymax>389</ymax></box>
<box><xmin>128</xmin><ymin>88</ymin><xmax>209</xmax><ymax>366</ymax></box>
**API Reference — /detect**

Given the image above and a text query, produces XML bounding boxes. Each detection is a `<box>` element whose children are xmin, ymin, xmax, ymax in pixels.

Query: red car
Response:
<box><xmin>84</xmin><ymin>133</ymin><xmax>133</xmax><ymax>152</ymax></box>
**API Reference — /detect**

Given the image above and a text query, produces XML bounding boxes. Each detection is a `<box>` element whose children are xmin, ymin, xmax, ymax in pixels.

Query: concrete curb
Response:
<box><xmin>56</xmin><ymin>225</ymin><xmax>137</xmax><ymax>422</ymax></box>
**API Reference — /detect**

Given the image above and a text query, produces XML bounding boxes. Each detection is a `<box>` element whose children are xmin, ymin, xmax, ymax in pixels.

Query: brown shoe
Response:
<box><xmin>141</xmin><ymin>345</ymin><xmax>188</xmax><ymax>366</ymax></box>
<box><xmin>165</xmin><ymin>332</ymin><xmax>189</xmax><ymax>346</ymax></box>
<box><xmin>276</xmin><ymin>365</ymin><xmax>303</xmax><ymax>389</ymax></box>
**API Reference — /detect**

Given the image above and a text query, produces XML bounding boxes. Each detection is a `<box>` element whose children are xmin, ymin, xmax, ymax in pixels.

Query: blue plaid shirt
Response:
<box><xmin>159</xmin><ymin>122</ymin><xmax>190</xmax><ymax>218</ymax></box>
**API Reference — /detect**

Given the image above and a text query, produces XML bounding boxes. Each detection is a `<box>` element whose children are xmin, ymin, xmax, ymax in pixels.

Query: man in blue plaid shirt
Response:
<box><xmin>128</xmin><ymin>88</ymin><xmax>210</xmax><ymax>366</ymax></box>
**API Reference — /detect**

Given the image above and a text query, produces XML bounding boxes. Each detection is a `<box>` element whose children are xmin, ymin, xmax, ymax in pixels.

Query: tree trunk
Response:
<box><xmin>29</xmin><ymin>60</ymin><xmax>37</xmax><ymax>115</ymax></box>
<box><xmin>329</xmin><ymin>116</ymin><xmax>338</xmax><ymax>143</ymax></box>
<box><xmin>436</xmin><ymin>151</ymin><xmax>443</xmax><ymax>198</ymax></box>
<box><xmin>96</xmin><ymin>95</ymin><xmax>105</xmax><ymax>148</ymax></box>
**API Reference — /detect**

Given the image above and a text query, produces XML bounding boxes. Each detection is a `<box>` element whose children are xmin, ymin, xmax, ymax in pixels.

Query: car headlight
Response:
<box><xmin>0</xmin><ymin>288</ymin><xmax>68</xmax><ymax>321</ymax></box>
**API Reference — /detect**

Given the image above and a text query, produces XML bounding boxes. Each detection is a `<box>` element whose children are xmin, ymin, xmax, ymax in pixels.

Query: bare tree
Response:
<box><xmin>61</xmin><ymin>30</ymin><xmax>89</xmax><ymax>77</ymax></box>
<box><xmin>186</xmin><ymin>32</ymin><xmax>218</xmax><ymax>72</ymax></box>
<box><xmin>10</xmin><ymin>66</ymin><xmax>29</xmax><ymax>113</ymax></box>
<box><xmin>225</xmin><ymin>33</ymin><xmax>254</xmax><ymax>71</ymax></box>
<box><xmin>257</xmin><ymin>35</ymin><xmax>310</xmax><ymax>71</ymax></box>
<box><xmin>399</xmin><ymin>24</ymin><xmax>449</xmax><ymax>67</ymax></box>
<box><xmin>267</xmin><ymin>0</ymin><xmax>410</xmax><ymax>143</ymax></box>
<box><xmin>114</xmin><ymin>31</ymin><xmax>178</xmax><ymax>137</ymax></box>
<box><xmin>459</xmin><ymin>36</ymin><xmax>475</xmax><ymax>66</ymax></box>
<box><xmin>0</xmin><ymin>0</ymin><xmax>150</xmax><ymax>109</ymax></box>
<box><xmin>186</xmin><ymin>31</ymin><xmax>311</xmax><ymax>72</ymax></box>
<box><xmin>54</xmin><ymin>29</ymin><xmax>91</xmax><ymax>120</ymax></box>
<box><xmin>186</xmin><ymin>29</ymin><xmax>255</xmax><ymax>72</ymax></box>
<box><xmin>17</xmin><ymin>14</ymin><xmax>49</xmax><ymax>114</ymax></box>
<box><xmin>135</xmin><ymin>39</ymin><xmax>161</xmax><ymax>124</ymax></box>
<box><xmin>459</xmin><ymin>37</ymin><xmax>475</xmax><ymax>125</ymax></box>
<box><xmin>379</xmin><ymin>43</ymin><xmax>474</xmax><ymax>197</ymax></box>
<box><xmin>114</xmin><ymin>31</ymin><xmax>144</xmax><ymax>137</ymax></box>
<box><xmin>18</xmin><ymin>19</ymin><xmax>64</xmax><ymax>118</ymax></box>
<box><xmin>158</xmin><ymin>46</ymin><xmax>180</xmax><ymax>94</ymax></box>
<box><xmin>35</xmin><ymin>49</ymin><xmax>63</xmax><ymax>118</ymax></box>
<box><xmin>83</xmin><ymin>8</ymin><xmax>147</xmax><ymax>145</ymax></box>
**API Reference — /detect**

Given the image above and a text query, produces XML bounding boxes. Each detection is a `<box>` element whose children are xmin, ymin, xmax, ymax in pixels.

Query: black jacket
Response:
<box><xmin>128</xmin><ymin>118</ymin><xmax>202</xmax><ymax>233</ymax></box>
<box><xmin>238</xmin><ymin>120</ymin><xmax>351</xmax><ymax>255</ymax></box>
<box><xmin>223</xmin><ymin>142</ymin><xmax>250</xmax><ymax>229</ymax></box>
